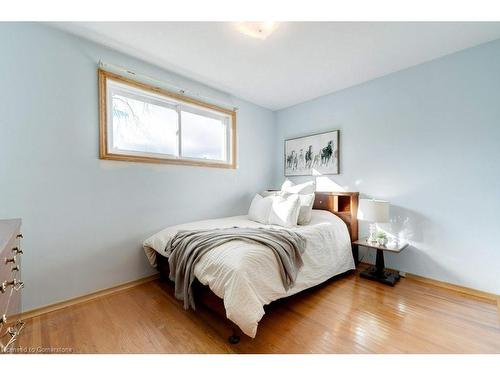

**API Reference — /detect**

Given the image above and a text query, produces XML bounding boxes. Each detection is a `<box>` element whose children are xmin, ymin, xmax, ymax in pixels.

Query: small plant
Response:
<box><xmin>375</xmin><ymin>231</ymin><xmax>388</xmax><ymax>246</ymax></box>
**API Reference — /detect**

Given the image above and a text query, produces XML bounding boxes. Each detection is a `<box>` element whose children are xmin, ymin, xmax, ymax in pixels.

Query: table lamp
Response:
<box><xmin>358</xmin><ymin>199</ymin><xmax>390</xmax><ymax>243</ymax></box>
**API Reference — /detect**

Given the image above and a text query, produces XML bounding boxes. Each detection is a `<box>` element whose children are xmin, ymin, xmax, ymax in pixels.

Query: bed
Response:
<box><xmin>143</xmin><ymin>191</ymin><xmax>359</xmax><ymax>342</ymax></box>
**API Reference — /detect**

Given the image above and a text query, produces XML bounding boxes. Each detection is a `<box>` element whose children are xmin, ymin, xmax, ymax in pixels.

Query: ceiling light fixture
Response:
<box><xmin>235</xmin><ymin>22</ymin><xmax>280</xmax><ymax>40</ymax></box>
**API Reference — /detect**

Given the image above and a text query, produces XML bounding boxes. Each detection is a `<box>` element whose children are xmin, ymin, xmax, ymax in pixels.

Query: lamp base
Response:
<box><xmin>368</xmin><ymin>223</ymin><xmax>378</xmax><ymax>243</ymax></box>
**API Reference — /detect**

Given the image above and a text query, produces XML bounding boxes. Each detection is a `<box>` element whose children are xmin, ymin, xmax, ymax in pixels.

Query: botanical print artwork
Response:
<box><xmin>284</xmin><ymin>130</ymin><xmax>339</xmax><ymax>176</ymax></box>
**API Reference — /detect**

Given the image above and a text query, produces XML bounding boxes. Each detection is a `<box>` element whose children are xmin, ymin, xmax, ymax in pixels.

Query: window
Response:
<box><xmin>98</xmin><ymin>69</ymin><xmax>236</xmax><ymax>168</ymax></box>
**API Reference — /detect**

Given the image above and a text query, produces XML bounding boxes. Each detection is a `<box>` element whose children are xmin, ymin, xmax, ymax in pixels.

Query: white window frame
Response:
<box><xmin>98</xmin><ymin>69</ymin><xmax>236</xmax><ymax>169</ymax></box>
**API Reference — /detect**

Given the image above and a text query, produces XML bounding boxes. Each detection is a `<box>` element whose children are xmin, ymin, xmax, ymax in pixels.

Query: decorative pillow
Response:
<box><xmin>297</xmin><ymin>193</ymin><xmax>315</xmax><ymax>225</ymax></box>
<box><xmin>280</xmin><ymin>192</ymin><xmax>315</xmax><ymax>225</ymax></box>
<box><xmin>281</xmin><ymin>180</ymin><xmax>316</xmax><ymax>195</ymax></box>
<box><xmin>280</xmin><ymin>180</ymin><xmax>294</xmax><ymax>191</ymax></box>
<box><xmin>248</xmin><ymin>194</ymin><xmax>273</xmax><ymax>224</ymax></box>
<box><xmin>268</xmin><ymin>194</ymin><xmax>301</xmax><ymax>227</ymax></box>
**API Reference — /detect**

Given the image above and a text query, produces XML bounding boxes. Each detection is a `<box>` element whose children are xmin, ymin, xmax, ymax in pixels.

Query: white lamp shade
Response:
<box><xmin>358</xmin><ymin>199</ymin><xmax>390</xmax><ymax>222</ymax></box>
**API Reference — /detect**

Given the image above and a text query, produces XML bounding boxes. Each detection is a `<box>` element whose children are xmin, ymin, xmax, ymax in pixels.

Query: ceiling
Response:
<box><xmin>52</xmin><ymin>22</ymin><xmax>500</xmax><ymax>110</ymax></box>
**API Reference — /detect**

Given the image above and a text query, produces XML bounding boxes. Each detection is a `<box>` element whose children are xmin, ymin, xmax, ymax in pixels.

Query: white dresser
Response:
<box><xmin>0</xmin><ymin>219</ymin><xmax>24</xmax><ymax>353</ymax></box>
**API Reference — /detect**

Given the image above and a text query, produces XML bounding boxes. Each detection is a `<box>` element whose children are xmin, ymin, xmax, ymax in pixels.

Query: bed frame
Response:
<box><xmin>156</xmin><ymin>191</ymin><xmax>359</xmax><ymax>344</ymax></box>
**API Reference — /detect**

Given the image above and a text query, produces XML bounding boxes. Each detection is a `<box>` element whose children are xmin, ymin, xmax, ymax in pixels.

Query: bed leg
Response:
<box><xmin>228</xmin><ymin>326</ymin><xmax>241</xmax><ymax>344</ymax></box>
<box><xmin>228</xmin><ymin>334</ymin><xmax>240</xmax><ymax>344</ymax></box>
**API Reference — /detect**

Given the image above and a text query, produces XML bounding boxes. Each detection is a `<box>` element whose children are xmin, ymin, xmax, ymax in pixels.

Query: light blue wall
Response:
<box><xmin>1</xmin><ymin>23</ymin><xmax>498</xmax><ymax>311</ymax></box>
<box><xmin>0</xmin><ymin>23</ymin><xmax>276</xmax><ymax>310</ymax></box>
<box><xmin>274</xmin><ymin>39</ymin><xmax>500</xmax><ymax>294</ymax></box>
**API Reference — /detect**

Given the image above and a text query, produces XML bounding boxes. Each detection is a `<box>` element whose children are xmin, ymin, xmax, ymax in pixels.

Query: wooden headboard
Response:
<box><xmin>266</xmin><ymin>190</ymin><xmax>359</xmax><ymax>242</ymax></box>
<box><xmin>313</xmin><ymin>192</ymin><xmax>359</xmax><ymax>242</ymax></box>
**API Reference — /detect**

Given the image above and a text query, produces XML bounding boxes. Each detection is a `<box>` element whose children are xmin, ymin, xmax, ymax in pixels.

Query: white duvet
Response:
<box><xmin>143</xmin><ymin>209</ymin><xmax>354</xmax><ymax>338</ymax></box>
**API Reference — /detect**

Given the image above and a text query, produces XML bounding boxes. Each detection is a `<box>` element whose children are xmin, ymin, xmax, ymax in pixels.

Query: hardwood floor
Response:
<box><xmin>17</xmin><ymin>270</ymin><xmax>500</xmax><ymax>354</ymax></box>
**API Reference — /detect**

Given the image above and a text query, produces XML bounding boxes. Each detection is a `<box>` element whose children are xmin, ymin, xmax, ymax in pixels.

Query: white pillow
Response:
<box><xmin>281</xmin><ymin>180</ymin><xmax>294</xmax><ymax>191</ymax></box>
<box><xmin>268</xmin><ymin>195</ymin><xmax>301</xmax><ymax>227</ymax></box>
<box><xmin>248</xmin><ymin>194</ymin><xmax>273</xmax><ymax>224</ymax></box>
<box><xmin>297</xmin><ymin>193</ymin><xmax>315</xmax><ymax>225</ymax></box>
<box><xmin>281</xmin><ymin>180</ymin><xmax>316</xmax><ymax>195</ymax></box>
<box><xmin>280</xmin><ymin>192</ymin><xmax>315</xmax><ymax>225</ymax></box>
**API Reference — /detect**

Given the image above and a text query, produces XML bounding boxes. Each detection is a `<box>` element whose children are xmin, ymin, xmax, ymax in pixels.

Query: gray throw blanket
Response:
<box><xmin>166</xmin><ymin>227</ymin><xmax>306</xmax><ymax>310</ymax></box>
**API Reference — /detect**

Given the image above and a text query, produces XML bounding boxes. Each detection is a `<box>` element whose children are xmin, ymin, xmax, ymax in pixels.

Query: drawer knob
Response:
<box><xmin>11</xmin><ymin>265</ymin><xmax>20</xmax><ymax>272</ymax></box>
<box><xmin>6</xmin><ymin>327</ymin><xmax>16</xmax><ymax>338</ymax></box>
<box><xmin>16</xmin><ymin>233</ymin><xmax>23</xmax><ymax>239</ymax></box>
<box><xmin>11</xmin><ymin>247</ymin><xmax>23</xmax><ymax>255</ymax></box>
<box><xmin>14</xmin><ymin>280</ymin><xmax>24</xmax><ymax>291</ymax></box>
<box><xmin>5</xmin><ymin>256</ymin><xmax>16</xmax><ymax>264</ymax></box>
<box><xmin>0</xmin><ymin>320</ymin><xmax>25</xmax><ymax>353</ymax></box>
<box><xmin>0</xmin><ymin>282</ymin><xmax>6</xmax><ymax>294</ymax></box>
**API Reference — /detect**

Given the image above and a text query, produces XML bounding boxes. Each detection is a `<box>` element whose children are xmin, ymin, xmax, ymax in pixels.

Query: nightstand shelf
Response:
<box><xmin>352</xmin><ymin>238</ymin><xmax>408</xmax><ymax>286</ymax></box>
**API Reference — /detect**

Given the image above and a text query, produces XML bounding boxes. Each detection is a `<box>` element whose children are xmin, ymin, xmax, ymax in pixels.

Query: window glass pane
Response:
<box><xmin>111</xmin><ymin>92</ymin><xmax>178</xmax><ymax>156</ymax></box>
<box><xmin>181</xmin><ymin>110</ymin><xmax>227</xmax><ymax>161</ymax></box>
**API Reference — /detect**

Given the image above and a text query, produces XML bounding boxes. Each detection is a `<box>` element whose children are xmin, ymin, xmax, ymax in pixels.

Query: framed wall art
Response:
<box><xmin>284</xmin><ymin>130</ymin><xmax>339</xmax><ymax>176</ymax></box>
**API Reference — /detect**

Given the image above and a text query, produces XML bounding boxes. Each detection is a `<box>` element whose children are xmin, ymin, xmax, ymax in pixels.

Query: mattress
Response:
<box><xmin>143</xmin><ymin>209</ymin><xmax>355</xmax><ymax>338</ymax></box>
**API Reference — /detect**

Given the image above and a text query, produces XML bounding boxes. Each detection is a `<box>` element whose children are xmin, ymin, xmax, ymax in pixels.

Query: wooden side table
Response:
<box><xmin>352</xmin><ymin>238</ymin><xmax>408</xmax><ymax>286</ymax></box>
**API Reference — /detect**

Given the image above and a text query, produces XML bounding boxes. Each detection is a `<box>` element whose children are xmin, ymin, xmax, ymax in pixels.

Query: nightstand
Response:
<box><xmin>352</xmin><ymin>238</ymin><xmax>408</xmax><ymax>286</ymax></box>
